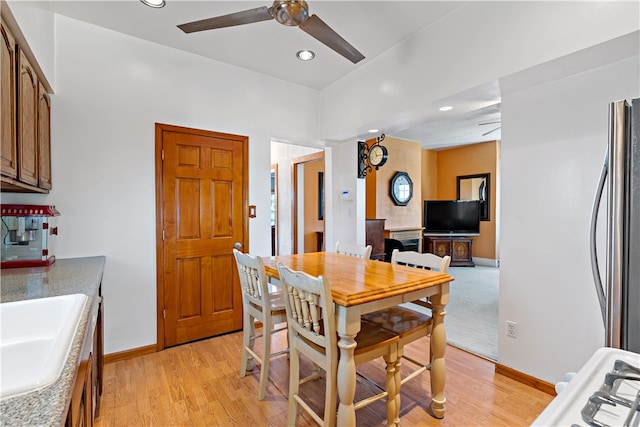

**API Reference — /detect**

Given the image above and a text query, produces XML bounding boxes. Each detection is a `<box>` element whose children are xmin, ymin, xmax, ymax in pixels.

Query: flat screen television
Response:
<box><xmin>423</xmin><ymin>200</ymin><xmax>480</xmax><ymax>235</ymax></box>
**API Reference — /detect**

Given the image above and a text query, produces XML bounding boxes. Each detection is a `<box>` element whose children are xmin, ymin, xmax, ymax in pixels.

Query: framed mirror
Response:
<box><xmin>457</xmin><ymin>173</ymin><xmax>490</xmax><ymax>221</ymax></box>
<box><xmin>390</xmin><ymin>171</ymin><xmax>413</xmax><ymax>206</ymax></box>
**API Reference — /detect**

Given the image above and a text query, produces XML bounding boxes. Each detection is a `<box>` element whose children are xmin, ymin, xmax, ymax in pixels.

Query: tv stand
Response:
<box><xmin>423</xmin><ymin>235</ymin><xmax>474</xmax><ymax>267</ymax></box>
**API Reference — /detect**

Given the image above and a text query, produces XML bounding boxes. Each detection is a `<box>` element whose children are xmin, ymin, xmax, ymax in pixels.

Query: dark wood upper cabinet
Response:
<box><xmin>1</xmin><ymin>20</ymin><xmax>17</xmax><ymax>179</ymax></box>
<box><xmin>1</xmin><ymin>19</ymin><xmax>51</xmax><ymax>193</ymax></box>
<box><xmin>17</xmin><ymin>49</ymin><xmax>38</xmax><ymax>187</ymax></box>
<box><xmin>37</xmin><ymin>81</ymin><xmax>51</xmax><ymax>189</ymax></box>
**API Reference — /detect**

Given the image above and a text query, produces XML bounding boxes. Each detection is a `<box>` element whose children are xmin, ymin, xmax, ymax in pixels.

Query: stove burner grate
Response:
<box><xmin>580</xmin><ymin>360</ymin><xmax>640</xmax><ymax>427</ymax></box>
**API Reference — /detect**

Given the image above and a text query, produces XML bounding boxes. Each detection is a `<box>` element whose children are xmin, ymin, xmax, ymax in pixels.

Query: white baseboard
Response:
<box><xmin>473</xmin><ymin>257</ymin><xmax>500</xmax><ymax>267</ymax></box>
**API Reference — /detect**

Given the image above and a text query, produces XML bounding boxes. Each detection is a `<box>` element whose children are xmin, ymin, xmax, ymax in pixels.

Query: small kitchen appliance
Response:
<box><xmin>1</xmin><ymin>204</ymin><xmax>59</xmax><ymax>268</ymax></box>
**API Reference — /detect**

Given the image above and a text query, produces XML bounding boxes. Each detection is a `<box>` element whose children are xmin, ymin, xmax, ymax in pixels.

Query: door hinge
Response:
<box><xmin>162</xmin><ymin>229</ymin><xmax>165</xmax><ymax>241</ymax></box>
<box><xmin>163</xmin><ymin>309</ymin><xmax>166</xmax><ymax>319</ymax></box>
<box><xmin>161</xmin><ymin>149</ymin><xmax>165</xmax><ymax>160</ymax></box>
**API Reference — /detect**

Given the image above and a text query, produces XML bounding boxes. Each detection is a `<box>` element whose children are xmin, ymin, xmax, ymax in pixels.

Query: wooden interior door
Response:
<box><xmin>156</xmin><ymin>124</ymin><xmax>248</xmax><ymax>348</ymax></box>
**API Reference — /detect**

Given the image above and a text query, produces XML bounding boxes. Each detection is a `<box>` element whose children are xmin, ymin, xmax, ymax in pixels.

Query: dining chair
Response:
<box><xmin>335</xmin><ymin>241</ymin><xmax>372</xmax><ymax>259</ymax></box>
<box><xmin>276</xmin><ymin>262</ymin><xmax>400</xmax><ymax>427</ymax></box>
<box><xmin>362</xmin><ymin>249</ymin><xmax>451</xmax><ymax>422</ymax></box>
<box><xmin>233</xmin><ymin>249</ymin><xmax>289</xmax><ymax>400</ymax></box>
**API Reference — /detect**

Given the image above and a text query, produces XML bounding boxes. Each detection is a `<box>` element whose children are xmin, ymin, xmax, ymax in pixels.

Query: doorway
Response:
<box><xmin>270</xmin><ymin>141</ymin><xmax>324</xmax><ymax>255</ymax></box>
<box><xmin>292</xmin><ymin>151</ymin><xmax>325</xmax><ymax>253</ymax></box>
<box><xmin>155</xmin><ymin>123</ymin><xmax>248</xmax><ymax>349</ymax></box>
<box><xmin>270</xmin><ymin>164</ymin><xmax>278</xmax><ymax>256</ymax></box>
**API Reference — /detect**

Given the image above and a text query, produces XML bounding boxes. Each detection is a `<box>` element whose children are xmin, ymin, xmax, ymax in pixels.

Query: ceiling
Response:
<box><xmin>36</xmin><ymin>0</ymin><xmax>502</xmax><ymax>148</ymax></box>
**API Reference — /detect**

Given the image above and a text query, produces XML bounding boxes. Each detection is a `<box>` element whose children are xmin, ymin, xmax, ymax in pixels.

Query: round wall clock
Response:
<box><xmin>368</xmin><ymin>145</ymin><xmax>388</xmax><ymax>169</ymax></box>
<box><xmin>390</xmin><ymin>171</ymin><xmax>413</xmax><ymax>206</ymax></box>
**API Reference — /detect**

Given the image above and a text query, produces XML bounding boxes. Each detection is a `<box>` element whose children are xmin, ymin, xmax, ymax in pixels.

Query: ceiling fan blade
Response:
<box><xmin>299</xmin><ymin>15</ymin><xmax>364</xmax><ymax>64</ymax></box>
<box><xmin>178</xmin><ymin>6</ymin><xmax>274</xmax><ymax>34</ymax></box>
<box><xmin>478</xmin><ymin>121</ymin><xmax>501</xmax><ymax>126</ymax></box>
<box><xmin>482</xmin><ymin>126</ymin><xmax>501</xmax><ymax>137</ymax></box>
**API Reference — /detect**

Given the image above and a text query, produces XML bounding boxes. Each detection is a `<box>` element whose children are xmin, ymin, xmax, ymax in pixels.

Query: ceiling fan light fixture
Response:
<box><xmin>368</xmin><ymin>129</ymin><xmax>379</xmax><ymax>133</ymax></box>
<box><xmin>140</xmin><ymin>0</ymin><xmax>165</xmax><ymax>8</ymax></box>
<box><xmin>273</xmin><ymin>0</ymin><xmax>309</xmax><ymax>26</ymax></box>
<box><xmin>296</xmin><ymin>49</ymin><xmax>315</xmax><ymax>61</ymax></box>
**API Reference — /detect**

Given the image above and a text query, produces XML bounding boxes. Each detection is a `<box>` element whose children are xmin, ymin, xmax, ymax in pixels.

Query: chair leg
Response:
<box><xmin>257</xmin><ymin>317</ymin><xmax>272</xmax><ymax>400</ymax></box>
<box><xmin>240</xmin><ymin>313</ymin><xmax>256</xmax><ymax>376</ymax></box>
<box><xmin>324</xmin><ymin>361</ymin><xmax>338</xmax><ymax>427</ymax></box>
<box><xmin>288</xmin><ymin>346</ymin><xmax>300</xmax><ymax>427</ymax></box>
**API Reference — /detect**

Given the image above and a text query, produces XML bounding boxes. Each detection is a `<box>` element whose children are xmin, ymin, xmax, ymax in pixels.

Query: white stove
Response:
<box><xmin>532</xmin><ymin>347</ymin><xmax>640</xmax><ymax>427</ymax></box>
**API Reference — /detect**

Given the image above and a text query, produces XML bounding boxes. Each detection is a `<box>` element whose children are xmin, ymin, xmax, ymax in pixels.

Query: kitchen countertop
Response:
<box><xmin>0</xmin><ymin>256</ymin><xmax>106</xmax><ymax>427</ymax></box>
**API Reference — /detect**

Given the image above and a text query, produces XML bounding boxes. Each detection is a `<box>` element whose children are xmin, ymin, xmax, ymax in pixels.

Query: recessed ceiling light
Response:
<box><xmin>296</xmin><ymin>50</ymin><xmax>315</xmax><ymax>61</ymax></box>
<box><xmin>140</xmin><ymin>0</ymin><xmax>165</xmax><ymax>8</ymax></box>
<box><xmin>439</xmin><ymin>106</ymin><xmax>453</xmax><ymax>111</ymax></box>
<box><xmin>368</xmin><ymin>129</ymin><xmax>379</xmax><ymax>133</ymax></box>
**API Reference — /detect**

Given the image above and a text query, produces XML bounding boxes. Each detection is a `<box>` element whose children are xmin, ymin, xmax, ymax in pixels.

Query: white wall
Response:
<box><xmin>2</xmin><ymin>15</ymin><xmax>321</xmax><ymax>354</ymax></box>
<box><xmin>320</xmin><ymin>1</ymin><xmax>639</xmax><ymax>141</ymax></box>
<box><xmin>326</xmin><ymin>140</ymin><xmax>362</xmax><ymax>248</ymax></box>
<box><xmin>5</xmin><ymin>1</ymin><xmax>55</xmax><ymax>86</ymax></box>
<box><xmin>499</xmin><ymin>55</ymin><xmax>640</xmax><ymax>383</ymax></box>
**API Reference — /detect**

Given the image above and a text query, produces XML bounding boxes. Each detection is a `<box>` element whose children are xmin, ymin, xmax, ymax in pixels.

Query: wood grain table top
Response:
<box><xmin>263</xmin><ymin>252</ymin><xmax>453</xmax><ymax>307</ymax></box>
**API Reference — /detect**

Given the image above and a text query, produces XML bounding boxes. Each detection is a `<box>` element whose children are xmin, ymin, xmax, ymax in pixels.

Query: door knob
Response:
<box><xmin>233</xmin><ymin>242</ymin><xmax>243</xmax><ymax>250</ymax></box>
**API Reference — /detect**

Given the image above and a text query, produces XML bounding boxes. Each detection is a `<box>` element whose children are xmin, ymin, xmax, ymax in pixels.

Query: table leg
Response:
<box><xmin>430</xmin><ymin>303</ymin><xmax>447</xmax><ymax>418</ymax></box>
<box><xmin>336</xmin><ymin>332</ymin><xmax>357</xmax><ymax>426</ymax></box>
<box><xmin>384</xmin><ymin>354</ymin><xmax>399</xmax><ymax>427</ymax></box>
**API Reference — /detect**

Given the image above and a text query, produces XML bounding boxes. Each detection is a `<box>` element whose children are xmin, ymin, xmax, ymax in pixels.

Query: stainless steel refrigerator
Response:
<box><xmin>590</xmin><ymin>97</ymin><xmax>640</xmax><ymax>353</ymax></box>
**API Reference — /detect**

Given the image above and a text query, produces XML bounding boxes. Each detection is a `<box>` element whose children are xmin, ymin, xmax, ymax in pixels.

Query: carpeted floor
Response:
<box><xmin>406</xmin><ymin>265</ymin><xmax>500</xmax><ymax>360</ymax></box>
<box><xmin>445</xmin><ymin>266</ymin><xmax>499</xmax><ymax>360</ymax></box>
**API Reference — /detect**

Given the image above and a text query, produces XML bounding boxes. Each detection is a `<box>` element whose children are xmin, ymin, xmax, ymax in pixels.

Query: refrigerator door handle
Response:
<box><xmin>590</xmin><ymin>153</ymin><xmax>608</xmax><ymax>325</ymax></box>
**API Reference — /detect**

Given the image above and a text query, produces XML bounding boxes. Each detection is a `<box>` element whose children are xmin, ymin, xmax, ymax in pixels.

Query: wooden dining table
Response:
<box><xmin>262</xmin><ymin>252</ymin><xmax>453</xmax><ymax>426</ymax></box>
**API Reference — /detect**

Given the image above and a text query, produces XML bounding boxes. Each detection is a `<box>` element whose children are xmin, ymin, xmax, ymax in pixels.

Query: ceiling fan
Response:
<box><xmin>177</xmin><ymin>0</ymin><xmax>365</xmax><ymax>64</ymax></box>
<box><xmin>479</xmin><ymin>120</ymin><xmax>501</xmax><ymax>137</ymax></box>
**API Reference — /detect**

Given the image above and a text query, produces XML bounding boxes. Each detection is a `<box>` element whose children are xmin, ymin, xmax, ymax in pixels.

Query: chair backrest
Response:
<box><xmin>233</xmin><ymin>249</ymin><xmax>270</xmax><ymax>308</ymax></box>
<box><xmin>276</xmin><ymin>262</ymin><xmax>337</xmax><ymax>359</ymax></box>
<box><xmin>390</xmin><ymin>249</ymin><xmax>451</xmax><ymax>273</ymax></box>
<box><xmin>335</xmin><ymin>241</ymin><xmax>373</xmax><ymax>259</ymax></box>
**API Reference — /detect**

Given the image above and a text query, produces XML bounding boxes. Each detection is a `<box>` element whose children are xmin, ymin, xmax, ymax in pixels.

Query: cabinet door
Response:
<box><xmin>451</xmin><ymin>239</ymin><xmax>472</xmax><ymax>262</ymax></box>
<box><xmin>92</xmin><ymin>296</ymin><xmax>103</xmax><ymax>417</ymax></box>
<box><xmin>84</xmin><ymin>353</ymin><xmax>93</xmax><ymax>427</ymax></box>
<box><xmin>37</xmin><ymin>81</ymin><xmax>51</xmax><ymax>189</ymax></box>
<box><xmin>429</xmin><ymin>238</ymin><xmax>452</xmax><ymax>258</ymax></box>
<box><xmin>17</xmin><ymin>49</ymin><xmax>38</xmax><ymax>186</ymax></box>
<box><xmin>0</xmin><ymin>20</ymin><xmax>17</xmax><ymax>178</ymax></box>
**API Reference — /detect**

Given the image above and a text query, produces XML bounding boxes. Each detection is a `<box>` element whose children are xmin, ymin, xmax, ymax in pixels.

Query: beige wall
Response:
<box><xmin>373</xmin><ymin>137</ymin><xmax>423</xmax><ymax>230</ymax></box>
<box><xmin>433</xmin><ymin>141</ymin><xmax>498</xmax><ymax>260</ymax></box>
<box><xmin>367</xmin><ymin>138</ymin><xmax>498</xmax><ymax>261</ymax></box>
<box><xmin>421</xmin><ymin>149</ymin><xmax>438</xmax><ymax>201</ymax></box>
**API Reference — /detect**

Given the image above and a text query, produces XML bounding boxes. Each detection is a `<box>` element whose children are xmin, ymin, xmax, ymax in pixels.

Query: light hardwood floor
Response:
<box><xmin>95</xmin><ymin>327</ymin><xmax>553</xmax><ymax>426</ymax></box>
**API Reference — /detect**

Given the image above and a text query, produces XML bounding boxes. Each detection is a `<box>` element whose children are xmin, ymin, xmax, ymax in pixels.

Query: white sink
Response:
<box><xmin>0</xmin><ymin>294</ymin><xmax>88</xmax><ymax>399</ymax></box>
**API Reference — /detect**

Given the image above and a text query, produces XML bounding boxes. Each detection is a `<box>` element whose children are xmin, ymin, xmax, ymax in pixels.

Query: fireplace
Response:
<box><xmin>384</xmin><ymin>238</ymin><xmax>420</xmax><ymax>262</ymax></box>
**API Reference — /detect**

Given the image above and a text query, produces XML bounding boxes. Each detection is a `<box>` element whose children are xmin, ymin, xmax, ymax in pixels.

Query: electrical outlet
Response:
<box><xmin>506</xmin><ymin>320</ymin><xmax>518</xmax><ymax>338</ymax></box>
